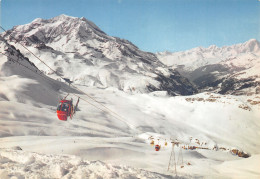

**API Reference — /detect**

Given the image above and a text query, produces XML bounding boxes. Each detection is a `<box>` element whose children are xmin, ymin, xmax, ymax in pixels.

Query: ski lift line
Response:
<box><xmin>71</xmin><ymin>93</ymin><xmax>137</xmax><ymax>129</ymax></box>
<box><xmin>1</xmin><ymin>26</ymin><xmax>69</xmax><ymax>86</ymax></box>
<box><xmin>71</xmin><ymin>94</ymin><xmax>109</xmax><ymax>117</ymax></box>
<box><xmin>0</xmin><ymin>26</ymin><xmax>57</xmax><ymax>75</ymax></box>
<box><xmin>0</xmin><ymin>25</ymin><xmax>137</xmax><ymax>131</ymax></box>
<box><xmin>57</xmin><ymin>88</ymin><xmax>137</xmax><ymax>128</ymax></box>
<box><xmin>61</xmin><ymin>92</ymin><xmax>137</xmax><ymax>129</ymax></box>
<box><xmin>0</xmin><ymin>52</ymin><xmax>78</xmax><ymax>102</ymax></box>
<box><xmin>1</xmin><ymin>53</ymin><xmax>104</xmax><ymax>114</ymax></box>
<box><xmin>2</xmin><ymin>51</ymin><xmax>137</xmax><ymax>131</ymax></box>
<box><xmin>0</xmin><ymin>51</ymin><xmax>66</xmax><ymax>88</ymax></box>
<box><xmin>0</xmin><ymin>51</ymin><xmax>109</xmax><ymax>118</ymax></box>
<box><xmin>71</xmin><ymin>85</ymin><xmax>136</xmax><ymax>127</ymax></box>
<box><xmin>1</xmin><ymin>52</ymin><xmax>136</xmax><ymax>131</ymax></box>
<box><xmin>0</xmin><ymin>51</ymin><xmax>56</xmax><ymax>84</ymax></box>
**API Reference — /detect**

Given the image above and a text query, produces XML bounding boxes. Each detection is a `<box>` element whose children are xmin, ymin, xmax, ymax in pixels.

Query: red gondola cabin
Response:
<box><xmin>57</xmin><ymin>99</ymin><xmax>74</xmax><ymax>121</ymax></box>
<box><xmin>155</xmin><ymin>145</ymin><xmax>161</xmax><ymax>151</ymax></box>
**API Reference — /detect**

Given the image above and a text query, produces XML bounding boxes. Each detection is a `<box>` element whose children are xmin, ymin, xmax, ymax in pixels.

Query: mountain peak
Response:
<box><xmin>32</xmin><ymin>18</ymin><xmax>43</xmax><ymax>23</ymax></box>
<box><xmin>31</xmin><ymin>14</ymin><xmax>78</xmax><ymax>24</ymax></box>
<box><xmin>246</xmin><ymin>38</ymin><xmax>258</xmax><ymax>44</ymax></box>
<box><xmin>242</xmin><ymin>39</ymin><xmax>260</xmax><ymax>52</ymax></box>
<box><xmin>49</xmin><ymin>14</ymin><xmax>106</xmax><ymax>36</ymax></box>
<box><xmin>52</xmin><ymin>14</ymin><xmax>78</xmax><ymax>21</ymax></box>
<box><xmin>3</xmin><ymin>14</ymin><xmax>107</xmax><ymax>46</ymax></box>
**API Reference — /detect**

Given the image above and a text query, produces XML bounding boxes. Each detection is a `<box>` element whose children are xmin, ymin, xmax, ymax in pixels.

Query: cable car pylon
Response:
<box><xmin>167</xmin><ymin>141</ymin><xmax>177</xmax><ymax>175</ymax></box>
<box><xmin>177</xmin><ymin>146</ymin><xmax>184</xmax><ymax>168</ymax></box>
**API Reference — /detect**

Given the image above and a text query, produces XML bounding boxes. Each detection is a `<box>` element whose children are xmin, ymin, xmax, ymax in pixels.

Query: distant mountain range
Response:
<box><xmin>1</xmin><ymin>14</ymin><xmax>259</xmax><ymax>96</ymax></box>
<box><xmin>157</xmin><ymin>39</ymin><xmax>260</xmax><ymax>95</ymax></box>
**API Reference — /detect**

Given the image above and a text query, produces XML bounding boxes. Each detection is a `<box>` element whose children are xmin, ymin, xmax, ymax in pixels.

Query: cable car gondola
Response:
<box><xmin>155</xmin><ymin>145</ymin><xmax>161</xmax><ymax>151</ymax></box>
<box><xmin>57</xmin><ymin>95</ymin><xmax>80</xmax><ymax>121</ymax></box>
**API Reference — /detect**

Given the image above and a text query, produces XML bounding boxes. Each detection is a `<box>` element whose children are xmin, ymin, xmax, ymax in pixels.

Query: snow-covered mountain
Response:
<box><xmin>157</xmin><ymin>39</ymin><xmax>260</xmax><ymax>71</ymax></box>
<box><xmin>2</xmin><ymin>14</ymin><xmax>196</xmax><ymax>96</ymax></box>
<box><xmin>1</xmin><ymin>15</ymin><xmax>260</xmax><ymax>178</ymax></box>
<box><xmin>157</xmin><ymin>39</ymin><xmax>260</xmax><ymax>95</ymax></box>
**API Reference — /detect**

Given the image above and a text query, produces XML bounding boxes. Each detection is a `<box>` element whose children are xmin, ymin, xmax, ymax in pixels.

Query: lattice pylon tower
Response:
<box><xmin>177</xmin><ymin>146</ymin><xmax>184</xmax><ymax>167</ymax></box>
<box><xmin>167</xmin><ymin>143</ymin><xmax>177</xmax><ymax>175</ymax></box>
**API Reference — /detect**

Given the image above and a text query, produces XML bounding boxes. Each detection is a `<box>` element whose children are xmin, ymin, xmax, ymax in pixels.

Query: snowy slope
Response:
<box><xmin>157</xmin><ymin>40</ymin><xmax>260</xmax><ymax>95</ymax></box>
<box><xmin>2</xmin><ymin>14</ymin><xmax>196</xmax><ymax>96</ymax></box>
<box><xmin>0</xmin><ymin>86</ymin><xmax>260</xmax><ymax>178</ymax></box>
<box><xmin>0</xmin><ymin>148</ymin><xmax>176</xmax><ymax>179</ymax></box>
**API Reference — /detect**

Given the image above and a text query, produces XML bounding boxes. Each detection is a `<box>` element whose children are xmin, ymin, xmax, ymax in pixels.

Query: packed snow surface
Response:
<box><xmin>0</xmin><ymin>148</ymin><xmax>177</xmax><ymax>179</ymax></box>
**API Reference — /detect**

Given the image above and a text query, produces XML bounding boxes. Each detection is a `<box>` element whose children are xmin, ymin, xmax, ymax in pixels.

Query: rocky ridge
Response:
<box><xmin>2</xmin><ymin>14</ymin><xmax>196</xmax><ymax>96</ymax></box>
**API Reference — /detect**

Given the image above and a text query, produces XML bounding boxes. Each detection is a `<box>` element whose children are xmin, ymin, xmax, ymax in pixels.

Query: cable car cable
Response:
<box><xmin>0</xmin><ymin>51</ymin><xmax>55</xmax><ymax>84</ymax></box>
<box><xmin>0</xmin><ymin>25</ymin><xmax>138</xmax><ymax>131</ymax></box>
<box><xmin>0</xmin><ymin>51</ymin><xmax>111</xmax><ymax>119</ymax></box>
<box><xmin>0</xmin><ymin>45</ymin><xmax>138</xmax><ymax>131</ymax></box>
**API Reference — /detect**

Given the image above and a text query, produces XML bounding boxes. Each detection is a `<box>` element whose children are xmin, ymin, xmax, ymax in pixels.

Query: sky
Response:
<box><xmin>1</xmin><ymin>0</ymin><xmax>259</xmax><ymax>52</ymax></box>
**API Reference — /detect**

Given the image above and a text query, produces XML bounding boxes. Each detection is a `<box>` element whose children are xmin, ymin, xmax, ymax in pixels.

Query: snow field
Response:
<box><xmin>0</xmin><ymin>148</ymin><xmax>178</xmax><ymax>179</ymax></box>
<box><xmin>0</xmin><ymin>81</ymin><xmax>259</xmax><ymax>178</ymax></box>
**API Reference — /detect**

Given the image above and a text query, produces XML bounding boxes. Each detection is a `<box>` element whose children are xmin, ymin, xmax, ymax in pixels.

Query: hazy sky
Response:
<box><xmin>1</xmin><ymin>0</ymin><xmax>259</xmax><ymax>52</ymax></box>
